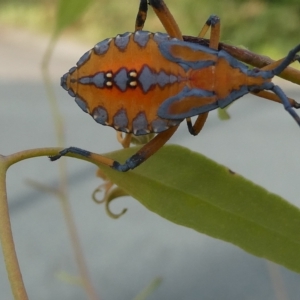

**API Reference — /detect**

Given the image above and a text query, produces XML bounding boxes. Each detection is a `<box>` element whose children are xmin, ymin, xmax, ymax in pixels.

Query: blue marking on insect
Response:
<box><xmin>159</xmin><ymin>40</ymin><xmax>216</xmax><ymax>70</ymax></box>
<box><xmin>153</xmin><ymin>32</ymin><xmax>170</xmax><ymax>44</ymax></box>
<box><xmin>138</xmin><ymin>66</ymin><xmax>177</xmax><ymax>93</ymax></box>
<box><xmin>61</xmin><ymin>73</ymin><xmax>68</xmax><ymax>91</ymax></box>
<box><xmin>93</xmin><ymin>106</ymin><xmax>108</xmax><ymax>125</ymax></box>
<box><xmin>218</xmin><ymin>50</ymin><xmax>249</xmax><ymax>74</ymax></box>
<box><xmin>75</xmin><ymin>96</ymin><xmax>89</xmax><ymax>113</ymax></box>
<box><xmin>114</xmin><ymin>68</ymin><xmax>128</xmax><ymax>91</ymax></box>
<box><xmin>158</xmin><ymin>86</ymin><xmax>216</xmax><ymax>119</ymax></box>
<box><xmin>113</xmin><ymin>109</ymin><xmax>129</xmax><ymax>129</ymax></box>
<box><xmin>78</xmin><ymin>72</ymin><xmax>106</xmax><ymax>88</ymax></box>
<box><xmin>68</xmin><ymin>88</ymin><xmax>76</xmax><ymax>97</ymax></box>
<box><xmin>76</xmin><ymin>50</ymin><xmax>91</xmax><ymax>67</ymax></box>
<box><xmin>134</xmin><ymin>30</ymin><xmax>151</xmax><ymax>47</ymax></box>
<box><xmin>139</xmin><ymin>65</ymin><xmax>156</xmax><ymax>92</ymax></box>
<box><xmin>248</xmin><ymin>68</ymin><xmax>273</xmax><ymax>80</ymax></box>
<box><xmin>151</xmin><ymin>118</ymin><xmax>169</xmax><ymax>133</ymax></box>
<box><xmin>132</xmin><ymin>112</ymin><xmax>149</xmax><ymax>135</ymax></box>
<box><xmin>115</xmin><ymin>32</ymin><xmax>132</xmax><ymax>51</ymax></box>
<box><xmin>78</xmin><ymin>77</ymin><xmax>91</xmax><ymax>84</ymax></box>
<box><xmin>94</xmin><ymin>38</ymin><xmax>112</xmax><ymax>55</ymax></box>
<box><xmin>217</xmin><ymin>86</ymin><xmax>248</xmax><ymax>108</ymax></box>
<box><xmin>156</xmin><ymin>70</ymin><xmax>169</xmax><ymax>87</ymax></box>
<box><xmin>68</xmin><ymin>66</ymin><xmax>77</xmax><ymax>74</ymax></box>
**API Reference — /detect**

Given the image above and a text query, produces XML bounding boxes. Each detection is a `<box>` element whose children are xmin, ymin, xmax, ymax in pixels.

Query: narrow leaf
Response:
<box><xmin>98</xmin><ymin>145</ymin><xmax>300</xmax><ymax>273</ymax></box>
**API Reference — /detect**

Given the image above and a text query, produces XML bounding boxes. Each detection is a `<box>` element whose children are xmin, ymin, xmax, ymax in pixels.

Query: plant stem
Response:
<box><xmin>0</xmin><ymin>156</ymin><xmax>28</xmax><ymax>300</ymax></box>
<box><xmin>0</xmin><ymin>148</ymin><xmax>98</xmax><ymax>300</ymax></box>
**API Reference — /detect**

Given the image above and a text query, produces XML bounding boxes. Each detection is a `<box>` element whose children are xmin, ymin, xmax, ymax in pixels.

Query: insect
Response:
<box><xmin>51</xmin><ymin>0</ymin><xmax>300</xmax><ymax>171</ymax></box>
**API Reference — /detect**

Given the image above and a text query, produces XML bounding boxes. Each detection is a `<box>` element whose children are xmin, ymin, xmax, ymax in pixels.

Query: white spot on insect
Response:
<box><xmin>129</xmin><ymin>71</ymin><xmax>137</xmax><ymax>77</ymax></box>
<box><xmin>106</xmin><ymin>81</ymin><xmax>113</xmax><ymax>87</ymax></box>
<box><xmin>129</xmin><ymin>81</ymin><xmax>137</xmax><ymax>87</ymax></box>
<box><xmin>106</xmin><ymin>72</ymin><xmax>113</xmax><ymax>78</ymax></box>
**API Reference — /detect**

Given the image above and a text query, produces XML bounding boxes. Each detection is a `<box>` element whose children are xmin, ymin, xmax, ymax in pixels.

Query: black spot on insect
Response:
<box><xmin>104</xmin><ymin>71</ymin><xmax>114</xmax><ymax>88</ymax></box>
<box><xmin>128</xmin><ymin>80</ymin><xmax>138</xmax><ymax>88</ymax></box>
<box><xmin>105</xmin><ymin>81</ymin><xmax>113</xmax><ymax>88</ymax></box>
<box><xmin>127</xmin><ymin>69</ymin><xmax>138</xmax><ymax>88</ymax></box>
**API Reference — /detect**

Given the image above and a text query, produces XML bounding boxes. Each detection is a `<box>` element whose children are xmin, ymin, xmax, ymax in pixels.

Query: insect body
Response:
<box><xmin>52</xmin><ymin>0</ymin><xmax>300</xmax><ymax>171</ymax></box>
<box><xmin>61</xmin><ymin>31</ymin><xmax>186</xmax><ymax>135</ymax></box>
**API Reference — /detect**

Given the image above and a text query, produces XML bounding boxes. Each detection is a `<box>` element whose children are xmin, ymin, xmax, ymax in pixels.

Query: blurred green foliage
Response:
<box><xmin>0</xmin><ymin>0</ymin><xmax>299</xmax><ymax>57</ymax></box>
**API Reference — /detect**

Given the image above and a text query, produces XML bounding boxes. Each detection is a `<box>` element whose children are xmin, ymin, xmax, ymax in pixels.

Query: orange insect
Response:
<box><xmin>51</xmin><ymin>0</ymin><xmax>300</xmax><ymax>171</ymax></box>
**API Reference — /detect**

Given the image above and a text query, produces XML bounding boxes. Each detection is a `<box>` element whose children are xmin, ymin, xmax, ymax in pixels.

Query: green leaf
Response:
<box><xmin>54</xmin><ymin>0</ymin><xmax>94</xmax><ymax>36</ymax></box>
<box><xmin>99</xmin><ymin>145</ymin><xmax>300</xmax><ymax>273</ymax></box>
<box><xmin>217</xmin><ymin>107</ymin><xmax>231</xmax><ymax>120</ymax></box>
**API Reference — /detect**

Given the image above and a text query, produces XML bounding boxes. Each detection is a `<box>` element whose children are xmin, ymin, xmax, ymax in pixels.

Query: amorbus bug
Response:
<box><xmin>51</xmin><ymin>0</ymin><xmax>300</xmax><ymax>171</ymax></box>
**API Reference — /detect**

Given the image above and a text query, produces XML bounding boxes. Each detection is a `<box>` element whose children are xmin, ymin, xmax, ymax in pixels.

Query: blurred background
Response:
<box><xmin>1</xmin><ymin>0</ymin><xmax>300</xmax><ymax>299</ymax></box>
<box><xmin>1</xmin><ymin>0</ymin><xmax>300</xmax><ymax>54</ymax></box>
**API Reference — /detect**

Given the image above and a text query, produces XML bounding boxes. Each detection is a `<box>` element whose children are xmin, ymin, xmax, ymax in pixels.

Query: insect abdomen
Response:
<box><xmin>61</xmin><ymin>31</ymin><xmax>187</xmax><ymax>135</ymax></box>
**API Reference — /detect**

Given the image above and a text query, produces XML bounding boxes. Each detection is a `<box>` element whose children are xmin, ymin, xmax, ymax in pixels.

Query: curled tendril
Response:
<box><xmin>92</xmin><ymin>182</ymin><xmax>113</xmax><ymax>204</ymax></box>
<box><xmin>116</xmin><ymin>132</ymin><xmax>132</xmax><ymax>148</ymax></box>
<box><xmin>93</xmin><ymin>168</ymin><xmax>129</xmax><ymax>219</ymax></box>
<box><xmin>92</xmin><ymin>131</ymin><xmax>155</xmax><ymax>218</ymax></box>
<box><xmin>92</xmin><ymin>184</ymin><xmax>128</xmax><ymax>219</ymax></box>
<box><xmin>92</xmin><ymin>186</ymin><xmax>105</xmax><ymax>204</ymax></box>
<box><xmin>105</xmin><ymin>187</ymin><xmax>128</xmax><ymax>219</ymax></box>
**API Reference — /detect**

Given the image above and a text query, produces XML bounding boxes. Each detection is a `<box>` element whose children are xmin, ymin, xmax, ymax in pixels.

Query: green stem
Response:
<box><xmin>0</xmin><ymin>156</ymin><xmax>28</xmax><ymax>300</ymax></box>
<box><xmin>5</xmin><ymin>148</ymin><xmax>63</xmax><ymax>168</ymax></box>
<box><xmin>2</xmin><ymin>147</ymin><xmax>100</xmax><ymax>300</ymax></box>
<box><xmin>0</xmin><ymin>147</ymin><xmax>88</xmax><ymax>300</ymax></box>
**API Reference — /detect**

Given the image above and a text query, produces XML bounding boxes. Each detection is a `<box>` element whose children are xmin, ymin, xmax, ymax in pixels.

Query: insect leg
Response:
<box><xmin>198</xmin><ymin>15</ymin><xmax>220</xmax><ymax>50</ymax></box>
<box><xmin>50</xmin><ymin>126</ymin><xmax>179</xmax><ymax>172</ymax></box>
<box><xmin>266</xmin><ymin>83</ymin><xmax>300</xmax><ymax>126</ymax></box>
<box><xmin>250</xmin><ymin>90</ymin><xmax>300</xmax><ymax>109</ymax></box>
<box><xmin>256</xmin><ymin>54</ymin><xmax>299</xmax><ymax>73</ymax></box>
<box><xmin>270</xmin><ymin>44</ymin><xmax>300</xmax><ymax>76</ymax></box>
<box><xmin>135</xmin><ymin>0</ymin><xmax>148</xmax><ymax>31</ymax></box>
<box><xmin>148</xmin><ymin>0</ymin><xmax>183</xmax><ymax>39</ymax></box>
<box><xmin>186</xmin><ymin>113</ymin><xmax>209</xmax><ymax>136</ymax></box>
